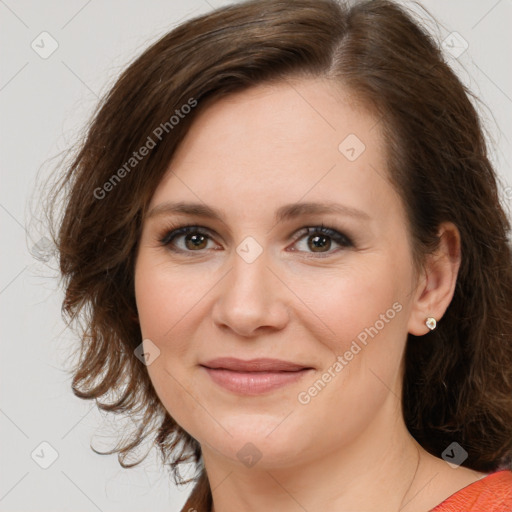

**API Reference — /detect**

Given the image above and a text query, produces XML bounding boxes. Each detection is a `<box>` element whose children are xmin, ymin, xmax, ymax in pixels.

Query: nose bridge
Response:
<box><xmin>212</xmin><ymin>238</ymin><xmax>289</xmax><ymax>335</ymax></box>
<box><xmin>226</xmin><ymin>241</ymin><xmax>271</xmax><ymax>308</ymax></box>
<box><xmin>236</xmin><ymin>240</ymin><xmax>268</xmax><ymax>286</ymax></box>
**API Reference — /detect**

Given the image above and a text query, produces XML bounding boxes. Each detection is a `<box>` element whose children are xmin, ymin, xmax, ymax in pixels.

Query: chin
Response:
<box><xmin>198</xmin><ymin>421</ymin><xmax>304</xmax><ymax>469</ymax></box>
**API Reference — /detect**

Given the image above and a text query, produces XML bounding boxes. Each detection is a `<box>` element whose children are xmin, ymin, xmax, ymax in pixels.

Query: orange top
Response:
<box><xmin>429</xmin><ymin>470</ymin><xmax>512</xmax><ymax>511</ymax></box>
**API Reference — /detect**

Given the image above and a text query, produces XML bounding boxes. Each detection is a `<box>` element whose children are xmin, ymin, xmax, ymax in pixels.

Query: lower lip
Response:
<box><xmin>201</xmin><ymin>367</ymin><xmax>312</xmax><ymax>395</ymax></box>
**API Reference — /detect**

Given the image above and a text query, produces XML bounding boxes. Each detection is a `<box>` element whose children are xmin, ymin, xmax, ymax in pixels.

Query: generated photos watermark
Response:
<box><xmin>297</xmin><ymin>301</ymin><xmax>403</xmax><ymax>405</ymax></box>
<box><xmin>93</xmin><ymin>97</ymin><xmax>198</xmax><ymax>200</ymax></box>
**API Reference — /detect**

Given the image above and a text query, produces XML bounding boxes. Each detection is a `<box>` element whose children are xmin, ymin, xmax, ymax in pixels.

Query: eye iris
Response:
<box><xmin>308</xmin><ymin>234</ymin><xmax>331</xmax><ymax>252</ymax></box>
<box><xmin>185</xmin><ymin>233</ymin><xmax>207</xmax><ymax>250</ymax></box>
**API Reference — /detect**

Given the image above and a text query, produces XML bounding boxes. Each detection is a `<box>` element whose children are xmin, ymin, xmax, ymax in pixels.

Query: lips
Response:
<box><xmin>201</xmin><ymin>357</ymin><xmax>312</xmax><ymax>372</ymax></box>
<box><xmin>200</xmin><ymin>357</ymin><xmax>314</xmax><ymax>395</ymax></box>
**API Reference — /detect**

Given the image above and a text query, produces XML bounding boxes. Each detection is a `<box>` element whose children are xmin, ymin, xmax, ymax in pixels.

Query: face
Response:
<box><xmin>134</xmin><ymin>77</ymin><xmax>420</xmax><ymax>470</ymax></box>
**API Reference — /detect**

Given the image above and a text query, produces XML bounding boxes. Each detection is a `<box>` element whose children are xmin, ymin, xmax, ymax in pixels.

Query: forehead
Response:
<box><xmin>169</xmin><ymin>77</ymin><xmax>384</xmax><ymax>166</ymax></box>
<box><xmin>149</xmin><ymin>77</ymin><xmax>398</xmax><ymax>224</ymax></box>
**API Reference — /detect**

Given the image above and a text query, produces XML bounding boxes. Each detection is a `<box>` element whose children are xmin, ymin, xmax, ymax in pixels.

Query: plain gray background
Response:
<box><xmin>1</xmin><ymin>0</ymin><xmax>511</xmax><ymax>511</ymax></box>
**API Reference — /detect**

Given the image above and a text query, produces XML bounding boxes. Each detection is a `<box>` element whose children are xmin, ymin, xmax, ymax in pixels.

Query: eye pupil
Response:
<box><xmin>308</xmin><ymin>235</ymin><xmax>331</xmax><ymax>252</ymax></box>
<box><xmin>185</xmin><ymin>233</ymin><xmax>207</xmax><ymax>250</ymax></box>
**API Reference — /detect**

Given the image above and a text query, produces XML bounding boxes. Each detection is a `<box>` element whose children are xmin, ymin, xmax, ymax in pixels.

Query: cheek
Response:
<box><xmin>289</xmin><ymin>261</ymin><xmax>410</xmax><ymax>448</ymax></box>
<box><xmin>134</xmin><ymin>253</ymin><xmax>206</xmax><ymax>343</ymax></box>
<box><xmin>134</xmin><ymin>255</ymin><xmax>187</xmax><ymax>374</ymax></box>
<box><xmin>134</xmin><ymin>255</ymin><xmax>204</xmax><ymax>433</ymax></box>
<box><xmin>289</xmin><ymin>256</ymin><xmax>409</xmax><ymax>353</ymax></box>
<box><xmin>288</xmin><ymin>255</ymin><xmax>411</xmax><ymax>416</ymax></box>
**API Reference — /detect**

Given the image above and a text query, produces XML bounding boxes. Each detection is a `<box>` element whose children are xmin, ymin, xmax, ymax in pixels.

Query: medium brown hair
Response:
<box><xmin>47</xmin><ymin>0</ymin><xmax>512</xmax><ymax>509</ymax></box>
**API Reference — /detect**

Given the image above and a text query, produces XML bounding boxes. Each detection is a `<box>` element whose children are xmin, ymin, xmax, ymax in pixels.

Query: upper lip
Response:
<box><xmin>201</xmin><ymin>357</ymin><xmax>312</xmax><ymax>372</ymax></box>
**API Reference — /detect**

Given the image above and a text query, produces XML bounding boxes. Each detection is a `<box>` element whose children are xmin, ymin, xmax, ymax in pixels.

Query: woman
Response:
<box><xmin>48</xmin><ymin>0</ymin><xmax>512</xmax><ymax>510</ymax></box>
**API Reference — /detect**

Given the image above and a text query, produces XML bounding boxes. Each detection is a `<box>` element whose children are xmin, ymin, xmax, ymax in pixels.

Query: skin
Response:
<box><xmin>134</xmin><ymin>77</ymin><xmax>486</xmax><ymax>512</ymax></box>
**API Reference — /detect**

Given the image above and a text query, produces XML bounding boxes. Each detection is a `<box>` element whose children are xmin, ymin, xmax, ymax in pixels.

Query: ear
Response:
<box><xmin>407</xmin><ymin>222</ymin><xmax>461</xmax><ymax>336</ymax></box>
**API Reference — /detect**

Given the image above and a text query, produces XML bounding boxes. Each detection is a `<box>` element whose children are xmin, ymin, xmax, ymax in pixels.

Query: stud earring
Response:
<box><xmin>425</xmin><ymin>317</ymin><xmax>437</xmax><ymax>331</ymax></box>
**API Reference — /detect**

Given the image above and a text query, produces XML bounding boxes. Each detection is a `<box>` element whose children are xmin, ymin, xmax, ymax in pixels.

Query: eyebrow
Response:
<box><xmin>147</xmin><ymin>201</ymin><xmax>370</xmax><ymax>223</ymax></box>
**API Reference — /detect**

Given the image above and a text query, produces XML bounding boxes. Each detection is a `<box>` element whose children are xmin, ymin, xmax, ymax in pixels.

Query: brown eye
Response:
<box><xmin>183</xmin><ymin>232</ymin><xmax>208</xmax><ymax>250</ymax></box>
<box><xmin>308</xmin><ymin>234</ymin><xmax>332</xmax><ymax>252</ymax></box>
<box><xmin>292</xmin><ymin>226</ymin><xmax>353</xmax><ymax>256</ymax></box>
<box><xmin>160</xmin><ymin>226</ymin><xmax>217</xmax><ymax>253</ymax></box>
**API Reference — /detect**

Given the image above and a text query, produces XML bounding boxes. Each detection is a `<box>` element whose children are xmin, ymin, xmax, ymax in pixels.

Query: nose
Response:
<box><xmin>211</xmin><ymin>246</ymin><xmax>290</xmax><ymax>338</ymax></box>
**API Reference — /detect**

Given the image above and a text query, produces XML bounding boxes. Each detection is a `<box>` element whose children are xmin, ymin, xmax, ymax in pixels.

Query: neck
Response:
<box><xmin>203</xmin><ymin>397</ymin><xmax>432</xmax><ymax>512</ymax></box>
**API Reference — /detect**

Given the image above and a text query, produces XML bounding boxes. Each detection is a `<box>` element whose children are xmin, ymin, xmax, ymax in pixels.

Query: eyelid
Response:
<box><xmin>291</xmin><ymin>225</ymin><xmax>353</xmax><ymax>245</ymax></box>
<box><xmin>287</xmin><ymin>225</ymin><xmax>354</xmax><ymax>256</ymax></box>
<box><xmin>158</xmin><ymin>224</ymin><xmax>217</xmax><ymax>246</ymax></box>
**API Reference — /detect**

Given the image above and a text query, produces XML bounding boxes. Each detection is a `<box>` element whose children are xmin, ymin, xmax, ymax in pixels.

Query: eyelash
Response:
<box><xmin>158</xmin><ymin>223</ymin><xmax>354</xmax><ymax>257</ymax></box>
